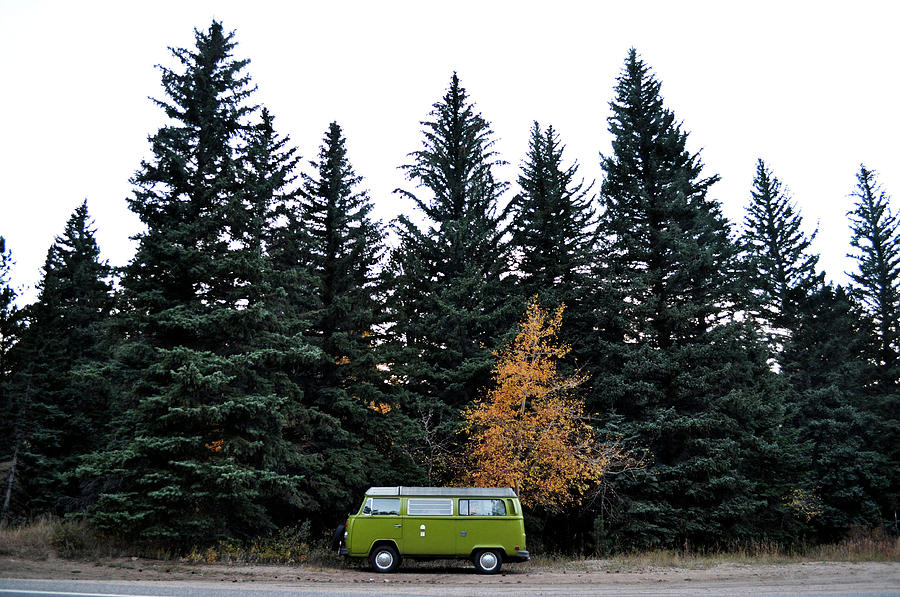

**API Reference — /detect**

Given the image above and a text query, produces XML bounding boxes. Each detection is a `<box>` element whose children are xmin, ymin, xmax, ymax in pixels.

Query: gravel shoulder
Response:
<box><xmin>1</xmin><ymin>556</ymin><xmax>899</xmax><ymax>595</ymax></box>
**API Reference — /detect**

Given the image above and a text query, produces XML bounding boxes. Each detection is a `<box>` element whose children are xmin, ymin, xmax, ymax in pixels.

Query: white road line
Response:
<box><xmin>0</xmin><ymin>590</ymin><xmax>162</xmax><ymax>597</ymax></box>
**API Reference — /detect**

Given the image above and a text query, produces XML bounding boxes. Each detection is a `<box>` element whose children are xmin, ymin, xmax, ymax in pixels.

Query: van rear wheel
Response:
<box><xmin>473</xmin><ymin>549</ymin><xmax>502</xmax><ymax>574</ymax></box>
<box><xmin>369</xmin><ymin>544</ymin><xmax>400</xmax><ymax>573</ymax></box>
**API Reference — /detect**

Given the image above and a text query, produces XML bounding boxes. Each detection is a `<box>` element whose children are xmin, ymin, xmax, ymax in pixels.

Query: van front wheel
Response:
<box><xmin>473</xmin><ymin>549</ymin><xmax>502</xmax><ymax>574</ymax></box>
<box><xmin>369</xmin><ymin>545</ymin><xmax>400</xmax><ymax>573</ymax></box>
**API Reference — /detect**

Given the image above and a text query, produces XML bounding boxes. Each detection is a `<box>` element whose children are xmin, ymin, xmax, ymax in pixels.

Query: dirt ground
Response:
<box><xmin>1</xmin><ymin>556</ymin><xmax>899</xmax><ymax>595</ymax></box>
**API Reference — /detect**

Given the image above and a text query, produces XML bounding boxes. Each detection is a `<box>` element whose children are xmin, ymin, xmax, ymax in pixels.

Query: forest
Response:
<box><xmin>1</xmin><ymin>21</ymin><xmax>897</xmax><ymax>555</ymax></box>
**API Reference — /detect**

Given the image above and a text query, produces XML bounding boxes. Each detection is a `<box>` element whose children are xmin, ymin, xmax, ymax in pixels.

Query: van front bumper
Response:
<box><xmin>338</xmin><ymin>547</ymin><xmax>349</xmax><ymax>556</ymax></box>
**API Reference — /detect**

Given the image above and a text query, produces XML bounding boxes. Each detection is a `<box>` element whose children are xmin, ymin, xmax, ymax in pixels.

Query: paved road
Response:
<box><xmin>1</xmin><ymin>578</ymin><xmax>899</xmax><ymax>597</ymax></box>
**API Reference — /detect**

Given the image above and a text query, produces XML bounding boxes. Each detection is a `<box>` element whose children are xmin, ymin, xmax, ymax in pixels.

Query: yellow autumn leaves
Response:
<box><xmin>461</xmin><ymin>297</ymin><xmax>636</xmax><ymax>511</ymax></box>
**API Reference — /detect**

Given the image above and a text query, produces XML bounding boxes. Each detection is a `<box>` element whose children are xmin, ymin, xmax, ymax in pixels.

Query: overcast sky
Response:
<box><xmin>1</xmin><ymin>0</ymin><xmax>898</xmax><ymax>303</ymax></box>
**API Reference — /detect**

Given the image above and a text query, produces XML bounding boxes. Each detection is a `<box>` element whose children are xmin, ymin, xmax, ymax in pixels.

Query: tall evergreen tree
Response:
<box><xmin>741</xmin><ymin>159</ymin><xmax>821</xmax><ymax>360</ymax></box>
<box><xmin>300</xmin><ymin>123</ymin><xmax>382</xmax><ymax>368</ymax></box>
<box><xmin>508</xmin><ymin>121</ymin><xmax>597</xmax><ymax>386</ymax></box>
<box><xmin>243</xmin><ymin>106</ymin><xmax>313</xmax><ymax>335</ymax></box>
<box><xmin>291</xmin><ymin>122</ymin><xmax>418</xmax><ymax>511</ymax></box>
<box><xmin>509</xmin><ymin>121</ymin><xmax>595</xmax><ymax>308</ymax></box>
<box><xmin>233</xmin><ymin>105</ymin><xmax>343</xmax><ymax>526</ymax></box>
<box><xmin>847</xmin><ymin>165</ymin><xmax>900</xmax><ymax>381</ymax></box>
<box><xmin>0</xmin><ymin>237</ymin><xmax>16</xmax><ymax>412</ymax></box>
<box><xmin>5</xmin><ymin>202</ymin><xmax>113</xmax><ymax>517</ymax></box>
<box><xmin>782</xmin><ymin>284</ymin><xmax>887</xmax><ymax>538</ymax></box>
<box><xmin>0</xmin><ymin>236</ymin><xmax>21</xmax><ymax>526</ymax></box>
<box><xmin>846</xmin><ymin>164</ymin><xmax>900</xmax><ymax>524</ymax></box>
<box><xmin>591</xmin><ymin>50</ymin><xmax>793</xmax><ymax>549</ymax></box>
<box><xmin>0</xmin><ymin>237</ymin><xmax>14</xmax><ymax>380</ymax></box>
<box><xmin>385</xmin><ymin>74</ymin><xmax>515</xmax><ymax>481</ymax></box>
<box><xmin>242</xmin><ymin>107</ymin><xmax>300</xmax><ymax>255</ymax></box>
<box><xmin>81</xmin><ymin>22</ymin><xmax>316</xmax><ymax>545</ymax></box>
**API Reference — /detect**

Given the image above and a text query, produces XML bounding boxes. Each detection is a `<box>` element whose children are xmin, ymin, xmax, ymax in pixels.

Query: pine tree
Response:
<box><xmin>782</xmin><ymin>284</ymin><xmax>887</xmax><ymax>538</ymax></box>
<box><xmin>81</xmin><ymin>22</ymin><xmax>315</xmax><ymax>545</ymax></box>
<box><xmin>846</xmin><ymin>165</ymin><xmax>900</xmax><ymax>525</ymax></box>
<box><xmin>291</xmin><ymin>122</ymin><xmax>418</xmax><ymax>512</ymax></box>
<box><xmin>591</xmin><ymin>50</ymin><xmax>792</xmax><ymax>549</ymax></box>
<box><xmin>741</xmin><ymin>159</ymin><xmax>821</xmax><ymax>360</ymax></box>
<box><xmin>509</xmin><ymin>122</ymin><xmax>595</xmax><ymax>307</ymax></box>
<box><xmin>509</xmin><ymin>122</ymin><xmax>597</xmax><ymax>381</ymax></box>
<box><xmin>0</xmin><ymin>237</ymin><xmax>16</xmax><ymax>411</ymax></box>
<box><xmin>300</xmin><ymin>123</ymin><xmax>382</xmax><ymax>369</ymax></box>
<box><xmin>242</xmin><ymin>107</ymin><xmax>300</xmax><ymax>255</ymax></box>
<box><xmin>0</xmin><ymin>236</ymin><xmax>22</xmax><ymax>525</ymax></box>
<box><xmin>385</xmin><ymin>73</ymin><xmax>515</xmax><ymax>480</ymax></box>
<box><xmin>227</xmin><ymin>105</ymin><xmax>343</xmax><ymax>526</ymax></box>
<box><xmin>847</xmin><ymin>165</ymin><xmax>900</xmax><ymax>381</ymax></box>
<box><xmin>6</xmin><ymin>202</ymin><xmax>113</xmax><ymax>516</ymax></box>
<box><xmin>243</xmin><ymin>106</ymin><xmax>314</xmax><ymax>337</ymax></box>
<box><xmin>0</xmin><ymin>237</ymin><xmax>14</xmax><ymax>379</ymax></box>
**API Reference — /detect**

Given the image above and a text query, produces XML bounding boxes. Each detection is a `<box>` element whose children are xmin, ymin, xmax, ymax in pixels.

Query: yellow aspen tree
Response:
<box><xmin>461</xmin><ymin>297</ymin><xmax>625</xmax><ymax>511</ymax></box>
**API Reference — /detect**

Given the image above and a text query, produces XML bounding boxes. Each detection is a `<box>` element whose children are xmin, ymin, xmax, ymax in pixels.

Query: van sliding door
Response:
<box><xmin>456</xmin><ymin>498</ymin><xmax>513</xmax><ymax>554</ymax></box>
<box><xmin>401</xmin><ymin>497</ymin><xmax>455</xmax><ymax>556</ymax></box>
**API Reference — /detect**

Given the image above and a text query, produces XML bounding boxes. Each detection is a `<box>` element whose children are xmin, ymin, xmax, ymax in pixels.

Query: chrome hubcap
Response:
<box><xmin>479</xmin><ymin>552</ymin><xmax>498</xmax><ymax>570</ymax></box>
<box><xmin>375</xmin><ymin>551</ymin><xmax>393</xmax><ymax>569</ymax></box>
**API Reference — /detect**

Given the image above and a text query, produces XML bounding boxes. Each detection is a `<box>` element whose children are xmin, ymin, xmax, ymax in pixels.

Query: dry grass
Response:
<box><xmin>0</xmin><ymin>517</ymin><xmax>129</xmax><ymax>561</ymax></box>
<box><xmin>589</xmin><ymin>530</ymin><xmax>900</xmax><ymax>571</ymax></box>
<box><xmin>809</xmin><ymin>528</ymin><xmax>900</xmax><ymax>563</ymax></box>
<box><xmin>0</xmin><ymin>516</ymin><xmax>58</xmax><ymax>560</ymax></box>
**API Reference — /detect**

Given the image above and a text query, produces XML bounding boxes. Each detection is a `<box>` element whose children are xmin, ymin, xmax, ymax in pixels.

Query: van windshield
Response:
<box><xmin>362</xmin><ymin>498</ymin><xmax>401</xmax><ymax>515</ymax></box>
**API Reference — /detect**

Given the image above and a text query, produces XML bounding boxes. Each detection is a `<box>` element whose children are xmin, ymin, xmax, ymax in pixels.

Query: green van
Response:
<box><xmin>336</xmin><ymin>486</ymin><xmax>529</xmax><ymax>574</ymax></box>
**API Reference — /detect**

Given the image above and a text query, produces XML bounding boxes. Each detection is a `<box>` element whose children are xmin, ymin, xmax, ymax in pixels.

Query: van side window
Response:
<box><xmin>362</xmin><ymin>498</ymin><xmax>401</xmax><ymax>515</ymax></box>
<box><xmin>459</xmin><ymin>499</ymin><xmax>507</xmax><ymax>516</ymax></box>
<box><xmin>407</xmin><ymin>498</ymin><xmax>453</xmax><ymax>516</ymax></box>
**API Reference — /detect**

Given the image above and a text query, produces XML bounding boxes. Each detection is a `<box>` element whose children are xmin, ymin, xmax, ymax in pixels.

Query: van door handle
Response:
<box><xmin>393</xmin><ymin>524</ymin><xmax>402</xmax><ymax>527</ymax></box>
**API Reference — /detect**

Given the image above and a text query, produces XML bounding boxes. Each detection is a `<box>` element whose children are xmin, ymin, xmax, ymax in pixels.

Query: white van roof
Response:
<box><xmin>366</xmin><ymin>486</ymin><xmax>516</xmax><ymax>498</ymax></box>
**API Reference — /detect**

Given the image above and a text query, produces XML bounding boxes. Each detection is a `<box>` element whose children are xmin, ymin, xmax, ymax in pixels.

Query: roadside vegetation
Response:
<box><xmin>593</xmin><ymin>529</ymin><xmax>900</xmax><ymax>569</ymax></box>
<box><xmin>0</xmin><ymin>517</ymin><xmax>340</xmax><ymax>565</ymax></box>
<box><xmin>2</xmin><ymin>518</ymin><xmax>897</xmax><ymax>569</ymax></box>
